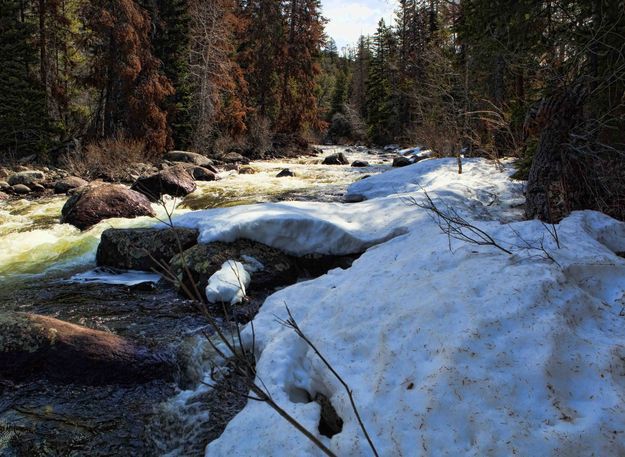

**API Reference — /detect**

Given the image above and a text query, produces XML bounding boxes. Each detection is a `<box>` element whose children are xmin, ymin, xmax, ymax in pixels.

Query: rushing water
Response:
<box><xmin>0</xmin><ymin>147</ymin><xmax>391</xmax><ymax>456</ymax></box>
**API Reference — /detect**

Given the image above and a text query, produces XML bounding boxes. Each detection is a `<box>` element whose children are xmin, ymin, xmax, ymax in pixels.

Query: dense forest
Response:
<box><xmin>1</xmin><ymin>0</ymin><xmax>624</xmax><ymax>220</ymax></box>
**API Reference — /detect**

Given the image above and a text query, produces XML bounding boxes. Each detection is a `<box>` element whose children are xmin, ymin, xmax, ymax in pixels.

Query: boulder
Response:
<box><xmin>276</xmin><ymin>168</ymin><xmax>295</xmax><ymax>178</ymax></box>
<box><xmin>169</xmin><ymin>240</ymin><xmax>298</xmax><ymax>300</ymax></box>
<box><xmin>392</xmin><ymin>156</ymin><xmax>413</xmax><ymax>168</ymax></box>
<box><xmin>8</xmin><ymin>170</ymin><xmax>45</xmax><ymax>186</ymax></box>
<box><xmin>131</xmin><ymin>165</ymin><xmax>196</xmax><ymax>201</ymax></box>
<box><xmin>61</xmin><ymin>183</ymin><xmax>156</xmax><ymax>230</ymax></box>
<box><xmin>351</xmin><ymin>160</ymin><xmax>370</xmax><ymax>168</ymax></box>
<box><xmin>322</xmin><ymin>152</ymin><xmax>349</xmax><ymax>165</ymax></box>
<box><xmin>54</xmin><ymin>176</ymin><xmax>89</xmax><ymax>194</ymax></box>
<box><xmin>0</xmin><ymin>181</ymin><xmax>9</xmax><ymax>191</ymax></box>
<box><xmin>30</xmin><ymin>183</ymin><xmax>45</xmax><ymax>192</ymax></box>
<box><xmin>190</xmin><ymin>166</ymin><xmax>217</xmax><ymax>182</ymax></box>
<box><xmin>11</xmin><ymin>184</ymin><xmax>31</xmax><ymax>194</ymax></box>
<box><xmin>238</xmin><ymin>166</ymin><xmax>257</xmax><ymax>175</ymax></box>
<box><xmin>165</xmin><ymin>151</ymin><xmax>214</xmax><ymax>167</ymax></box>
<box><xmin>219</xmin><ymin>152</ymin><xmax>249</xmax><ymax>164</ymax></box>
<box><xmin>97</xmin><ymin>227</ymin><xmax>199</xmax><ymax>271</ymax></box>
<box><xmin>0</xmin><ymin>312</ymin><xmax>173</xmax><ymax>385</ymax></box>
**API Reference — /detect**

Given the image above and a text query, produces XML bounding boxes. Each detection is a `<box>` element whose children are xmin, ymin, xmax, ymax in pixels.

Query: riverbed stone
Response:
<box><xmin>131</xmin><ymin>165</ymin><xmax>196</xmax><ymax>201</ymax></box>
<box><xmin>8</xmin><ymin>170</ymin><xmax>45</xmax><ymax>186</ymax></box>
<box><xmin>0</xmin><ymin>312</ymin><xmax>174</xmax><ymax>385</ymax></box>
<box><xmin>97</xmin><ymin>227</ymin><xmax>199</xmax><ymax>271</ymax></box>
<box><xmin>165</xmin><ymin>151</ymin><xmax>213</xmax><ymax>167</ymax></box>
<box><xmin>61</xmin><ymin>183</ymin><xmax>156</xmax><ymax>230</ymax></box>
<box><xmin>30</xmin><ymin>183</ymin><xmax>45</xmax><ymax>192</ymax></box>
<box><xmin>11</xmin><ymin>184</ymin><xmax>31</xmax><ymax>194</ymax></box>
<box><xmin>169</xmin><ymin>240</ymin><xmax>298</xmax><ymax>300</ymax></box>
<box><xmin>0</xmin><ymin>180</ymin><xmax>9</xmax><ymax>190</ymax></box>
<box><xmin>351</xmin><ymin>160</ymin><xmax>370</xmax><ymax>168</ymax></box>
<box><xmin>392</xmin><ymin>156</ymin><xmax>413</xmax><ymax>167</ymax></box>
<box><xmin>219</xmin><ymin>152</ymin><xmax>249</xmax><ymax>164</ymax></box>
<box><xmin>322</xmin><ymin>152</ymin><xmax>349</xmax><ymax>165</ymax></box>
<box><xmin>54</xmin><ymin>176</ymin><xmax>89</xmax><ymax>194</ymax></box>
<box><xmin>190</xmin><ymin>166</ymin><xmax>217</xmax><ymax>181</ymax></box>
<box><xmin>276</xmin><ymin>168</ymin><xmax>295</xmax><ymax>178</ymax></box>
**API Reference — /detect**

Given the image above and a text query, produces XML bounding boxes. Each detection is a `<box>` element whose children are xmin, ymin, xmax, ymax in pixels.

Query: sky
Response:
<box><xmin>321</xmin><ymin>0</ymin><xmax>397</xmax><ymax>51</ymax></box>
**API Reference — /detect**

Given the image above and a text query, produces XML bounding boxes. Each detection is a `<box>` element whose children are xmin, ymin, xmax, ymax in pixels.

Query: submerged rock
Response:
<box><xmin>97</xmin><ymin>227</ymin><xmax>199</xmax><ymax>271</ymax></box>
<box><xmin>322</xmin><ymin>152</ymin><xmax>349</xmax><ymax>165</ymax></box>
<box><xmin>131</xmin><ymin>165</ymin><xmax>196</xmax><ymax>201</ymax></box>
<box><xmin>61</xmin><ymin>183</ymin><xmax>155</xmax><ymax>230</ymax></box>
<box><xmin>165</xmin><ymin>151</ymin><xmax>213</xmax><ymax>167</ymax></box>
<box><xmin>0</xmin><ymin>312</ymin><xmax>174</xmax><ymax>385</ymax></box>
<box><xmin>169</xmin><ymin>239</ymin><xmax>298</xmax><ymax>300</ymax></box>
<box><xmin>238</xmin><ymin>166</ymin><xmax>256</xmax><ymax>175</ymax></box>
<box><xmin>54</xmin><ymin>176</ymin><xmax>88</xmax><ymax>194</ymax></box>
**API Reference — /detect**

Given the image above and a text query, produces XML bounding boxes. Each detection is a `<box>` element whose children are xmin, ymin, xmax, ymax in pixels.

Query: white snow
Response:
<box><xmin>176</xmin><ymin>157</ymin><xmax>625</xmax><ymax>456</ymax></box>
<box><xmin>205</xmin><ymin>260</ymin><xmax>252</xmax><ymax>305</ymax></box>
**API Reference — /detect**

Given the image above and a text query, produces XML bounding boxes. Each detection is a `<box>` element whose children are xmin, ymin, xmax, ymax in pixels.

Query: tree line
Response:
<box><xmin>0</xmin><ymin>0</ymin><xmax>325</xmax><ymax>161</ymax></box>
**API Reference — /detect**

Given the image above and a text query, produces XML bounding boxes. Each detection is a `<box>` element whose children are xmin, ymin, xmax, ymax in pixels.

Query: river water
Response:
<box><xmin>0</xmin><ymin>147</ymin><xmax>391</xmax><ymax>456</ymax></box>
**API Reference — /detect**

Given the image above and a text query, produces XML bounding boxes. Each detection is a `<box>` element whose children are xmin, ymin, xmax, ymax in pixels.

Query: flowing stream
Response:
<box><xmin>0</xmin><ymin>147</ymin><xmax>391</xmax><ymax>456</ymax></box>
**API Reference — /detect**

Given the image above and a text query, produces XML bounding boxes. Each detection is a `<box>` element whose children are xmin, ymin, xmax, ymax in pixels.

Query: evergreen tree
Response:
<box><xmin>0</xmin><ymin>0</ymin><xmax>53</xmax><ymax>159</ymax></box>
<box><xmin>366</xmin><ymin>19</ymin><xmax>397</xmax><ymax>145</ymax></box>
<box><xmin>151</xmin><ymin>0</ymin><xmax>193</xmax><ymax>149</ymax></box>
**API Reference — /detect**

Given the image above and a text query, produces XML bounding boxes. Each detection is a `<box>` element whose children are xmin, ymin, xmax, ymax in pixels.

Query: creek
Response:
<box><xmin>0</xmin><ymin>147</ymin><xmax>391</xmax><ymax>456</ymax></box>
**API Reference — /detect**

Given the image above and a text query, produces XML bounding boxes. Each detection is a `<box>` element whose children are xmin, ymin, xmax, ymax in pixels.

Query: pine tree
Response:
<box><xmin>277</xmin><ymin>0</ymin><xmax>325</xmax><ymax>135</ymax></box>
<box><xmin>0</xmin><ymin>0</ymin><xmax>53</xmax><ymax>159</ymax></box>
<box><xmin>366</xmin><ymin>19</ymin><xmax>397</xmax><ymax>145</ymax></box>
<box><xmin>151</xmin><ymin>0</ymin><xmax>193</xmax><ymax>149</ymax></box>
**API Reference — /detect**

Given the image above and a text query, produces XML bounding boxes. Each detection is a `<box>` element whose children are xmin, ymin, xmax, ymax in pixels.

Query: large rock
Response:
<box><xmin>61</xmin><ymin>183</ymin><xmax>155</xmax><ymax>230</ymax></box>
<box><xmin>54</xmin><ymin>176</ymin><xmax>89</xmax><ymax>194</ymax></box>
<box><xmin>169</xmin><ymin>239</ymin><xmax>298</xmax><ymax>300</ymax></box>
<box><xmin>8</xmin><ymin>170</ymin><xmax>45</xmax><ymax>186</ymax></box>
<box><xmin>0</xmin><ymin>312</ymin><xmax>173</xmax><ymax>385</ymax></box>
<box><xmin>322</xmin><ymin>153</ymin><xmax>349</xmax><ymax>165</ymax></box>
<box><xmin>97</xmin><ymin>227</ymin><xmax>199</xmax><ymax>271</ymax></box>
<box><xmin>351</xmin><ymin>160</ymin><xmax>370</xmax><ymax>168</ymax></box>
<box><xmin>165</xmin><ymin>151</ymin><xmax>214</xmax><ymax>167</ymax></box>
<box><xmin>131</xmin><ymin>165</ymin><xmax>196</xmax><ymax>201</ymax></box>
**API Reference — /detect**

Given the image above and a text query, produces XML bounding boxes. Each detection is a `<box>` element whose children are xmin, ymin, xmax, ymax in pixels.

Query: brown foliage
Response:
<box><xmin>82</xmin><ymin>0</ymin><xmax>174</xmax><ymax>155</ymax></box>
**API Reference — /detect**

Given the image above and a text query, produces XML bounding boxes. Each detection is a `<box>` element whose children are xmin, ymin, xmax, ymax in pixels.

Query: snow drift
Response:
<box><xmin>175</xmin><ymin>158</ymin><xmax>625</xmax><ymax>456</ymax></box>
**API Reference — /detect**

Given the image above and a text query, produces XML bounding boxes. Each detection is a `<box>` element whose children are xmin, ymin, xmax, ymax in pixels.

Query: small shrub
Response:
<box><xmin>61</xmin><ymin>138</ymin><xmax>147</xmax><ymax>181</ymax></box>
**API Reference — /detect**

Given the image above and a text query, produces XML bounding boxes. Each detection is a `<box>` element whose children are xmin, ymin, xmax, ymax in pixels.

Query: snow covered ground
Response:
<box><xmin>174</xmin><ymin>157</ymin><xmax>625</xmax><ymax>456</ymax></box>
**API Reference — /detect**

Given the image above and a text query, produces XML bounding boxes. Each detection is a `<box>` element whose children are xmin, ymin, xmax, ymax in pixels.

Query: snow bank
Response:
<box><xmin>173</xmin><ymin>158</ymin><xmax>523</xmax><ymax>255</ymax></box>
<box><xmin>198</xmin><ymin>158</ymin><xmax>625</xmax><ymax>456</ymax></box>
